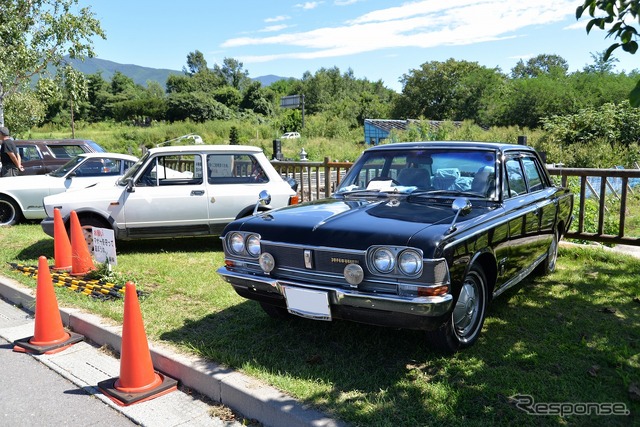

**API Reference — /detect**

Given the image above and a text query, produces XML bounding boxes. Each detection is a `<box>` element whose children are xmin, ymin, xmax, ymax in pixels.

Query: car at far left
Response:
<box><xmin>0</xmin><ymin>152</ymin><xmax>138</xmax><ymax>226</ymax></box>
<box><xmin>13</xmin><ymin>139</ymin><xmax>107</xmax><ymax>175</ymax></box>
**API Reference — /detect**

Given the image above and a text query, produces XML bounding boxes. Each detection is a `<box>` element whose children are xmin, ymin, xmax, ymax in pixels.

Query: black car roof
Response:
<box><xmin>364</xmin><ymin>141</ymin><xmax>535</xmax><ymax>154</ymax></box>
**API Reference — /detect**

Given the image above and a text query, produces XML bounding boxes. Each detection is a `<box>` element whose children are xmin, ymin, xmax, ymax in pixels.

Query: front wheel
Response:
<box><xmin>69</xmin><ymin>216</ymin><xmax>111</xmax><ymax>253</ymax></box>
<box><xmin>426</xmin><ymin>264</ymin><xmax>488</xmax><ymax>353</ymax></box>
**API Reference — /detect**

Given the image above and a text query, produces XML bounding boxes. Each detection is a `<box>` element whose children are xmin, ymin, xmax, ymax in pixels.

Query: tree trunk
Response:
<box><xmin>70</xmin><ymin>98</ymin><xmax>75</xmax><ymax>138</ymax></box>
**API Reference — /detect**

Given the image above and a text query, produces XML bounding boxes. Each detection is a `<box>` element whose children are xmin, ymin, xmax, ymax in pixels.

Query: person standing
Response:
<box><xmin>0</xmin><ymin>126</ymin><xmax>24</xmax><ymax>177</ymax></box>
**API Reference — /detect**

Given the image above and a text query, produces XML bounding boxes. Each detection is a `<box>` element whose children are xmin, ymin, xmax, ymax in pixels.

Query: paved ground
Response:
<box><xmin>0</xmin><ymin>275</ymin><xmax>342</xmax><ymax>427</ymax></box>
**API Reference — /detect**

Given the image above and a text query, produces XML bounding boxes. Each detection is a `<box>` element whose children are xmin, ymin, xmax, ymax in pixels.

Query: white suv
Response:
<box><xmin>41</xmin><ymin>145</ymin><xmax>298</xmax><ymax>241</ymax></box>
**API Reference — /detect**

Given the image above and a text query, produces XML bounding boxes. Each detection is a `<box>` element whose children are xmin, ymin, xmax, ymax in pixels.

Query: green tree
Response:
<box><xmin>184</xmin><ymin>50</ymin><xmax>208</xmax><ymax>75</ymax></box>
<box><xmin>60</xmin><ymin>65</ymin><xmax>88</xmax><ymax>137</ymax></box>
<box><xmin>583</xmin><ymin>50</ymin><xmax>619</xmax><ymax>74</ymax></box>
<box><xmin>510</xmin><ymin>54</ymin><xmax>569</xmax><ymax>78</ymax></box>
<box><xmin>394</xmin><ymin>59</ymin><xmax>503</xmax><ymax>123</ymax></box>
<box><xmin>240</xmin><ymin>81</ymin><xmax>276</xmax><ymax>116</ymax></box>
<box><xmin>4</xmin><ymin>90</ymin><xmax>45</xmax><ymax>135</ymax></box>
<box><xmin>497</xmin><ymin>75</ymin><xmax>579</xmax><ymax>128</ymax></box>
<box><xmin>213</xmin><ymin>57</ymin><xmax>250</xmax><ymax>91</ymax></box>
<box><xmin>36</xmin><ymin>77</ymin><xmax>64</xmax><ymax>122</ymax></box>
<box><xmin>85</xmin><ymin>72</ymin><xmax>109</xmax><ymax>121</ymax></box>
<box><xmin>577</xmin><ymin>0</ymin><xmax>640</xmax><ymax>105</ymax></box>
<box><xmin>0</xmin><ymin>0</ymin><xmax>104</xmax><ymax>127</ymax></box>
<box><xmin>166</xmin><ymin>92</ymin><xmax>231</xmax><ymax>122</ymax></box>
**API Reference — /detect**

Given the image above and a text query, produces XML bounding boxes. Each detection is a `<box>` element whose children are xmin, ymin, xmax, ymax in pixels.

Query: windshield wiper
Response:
<box><xmin>337</xmin><ymin>189</ymin><xmax>393</xmax><ymax>199</ymax></box>
<box><xmin>408</xmin><ymin>189</ymin><xmax>482</xmax><ymax>200</ymax></box>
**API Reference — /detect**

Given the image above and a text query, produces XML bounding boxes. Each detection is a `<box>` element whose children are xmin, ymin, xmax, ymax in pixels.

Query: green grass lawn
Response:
<box><xmin>1</xmin><ymin>223</ymin><xmax>638</xmax><ymax>426</ymax></box>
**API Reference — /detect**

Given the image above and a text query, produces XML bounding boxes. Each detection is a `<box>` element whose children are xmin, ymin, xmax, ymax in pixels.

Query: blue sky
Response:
<box><xmin>87</xmin><ymin>0</ymin><xmax>639</xmax><ymax>92</ymax></box>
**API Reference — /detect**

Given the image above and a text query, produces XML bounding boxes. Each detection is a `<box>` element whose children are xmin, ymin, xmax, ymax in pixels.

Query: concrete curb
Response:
<box><xmin>0</xmin><ymin>275</ymin><xmax>343</xmax><ymax>427</ymax></box>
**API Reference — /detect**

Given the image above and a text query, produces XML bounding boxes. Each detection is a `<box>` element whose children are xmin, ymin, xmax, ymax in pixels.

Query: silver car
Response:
<box><xmin>0</xmin><ymin>152</ymin><xmax>138</xmax><ymax>226</ymax></box>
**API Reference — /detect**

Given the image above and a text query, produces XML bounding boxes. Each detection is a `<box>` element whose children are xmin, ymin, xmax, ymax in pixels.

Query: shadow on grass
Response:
<box><xmin>159</xmin><ymin>249</ymin><xmax>639</xmax><ymax>427</ymax></box>
<box><xmin>13</xmin><ymin>236</ymin><xmax>222</xmax><ymax>262</ymax></box>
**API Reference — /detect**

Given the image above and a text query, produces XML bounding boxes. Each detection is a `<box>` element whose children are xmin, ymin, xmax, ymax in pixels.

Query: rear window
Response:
<box><xmin>47</xmin><ymin>144</ymin><xmax>87</xmax><ymax>158</ymax></box>
<box><xmin>87</xmin><ymin>140</ymin><xmax>106</xmax><ymax>152</ymax></box>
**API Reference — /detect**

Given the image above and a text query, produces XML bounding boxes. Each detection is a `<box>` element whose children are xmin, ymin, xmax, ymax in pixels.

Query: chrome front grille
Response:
<box><xmin>261</xmin><ymin>242</ymin><xmax>366</xmax><ymax>275</ymax></box>
<box><xmin>258</xmin><ymin>241</ymin><xmax>449</xmax><ymax>291</ymax></box>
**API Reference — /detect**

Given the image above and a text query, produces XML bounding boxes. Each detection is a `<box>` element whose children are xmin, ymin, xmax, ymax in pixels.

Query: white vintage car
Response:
<box><xmin>0</xmin><ymin>152</ymin><xmax>138</xmax><ymax>226</ymax></box>
<box><xmin>41</xmin><ymin>145</ymin><xmax>299</xmax><ymax>242</ymax></box>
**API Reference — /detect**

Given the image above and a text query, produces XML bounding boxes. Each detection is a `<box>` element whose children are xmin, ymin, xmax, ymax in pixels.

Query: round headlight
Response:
<box><xmin>246</xmin><ymin>234</ymin><xmax>261</xmax><ymax>257</ymax></box>
<box><xmin>398</xmin><ymin>250</ymin><xmax>423</xmax><ymax>276</ymax></box>
<box><xmin>229</xmin><ymin>232</ymin><xmax>245</xmax><ymax>254</ymax></box>
<box><xmin>259</xmin><ymin>252</ymin><xmax>275</xmax><ymax>273</ymax></box>
<box><xmin>372</xmin><ymin>248</ymin><xmax>395</xmax><ymax>273</ymax></box>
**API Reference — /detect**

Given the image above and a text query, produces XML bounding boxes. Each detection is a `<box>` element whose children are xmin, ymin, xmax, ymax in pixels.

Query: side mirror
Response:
<box><xmin>253</xmin><ymin>190</ymin><xmax>271</xmax><ymax>215</ymax></box>
<box><xmin>448</xmin><ymin>197</ymin><xmax>472</xmax><ymax>234</ymax></box>
<box><xmin>126</xmin><ymin>178</ymin><xmax>135</xmax><ymax>193</ymax></box>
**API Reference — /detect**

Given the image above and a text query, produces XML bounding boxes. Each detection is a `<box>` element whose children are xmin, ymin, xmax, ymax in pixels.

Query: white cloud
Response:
<box><xmin>223</xmin><ymin>1</ymin><xmax>578</xmax><ymax>62</ymax></box>
<box><xmin>265</xmin><ymin>15</ymin><xmax>290</xmax><ymax>23</ymax></box>
<box><xmin>296</xmin><ymin>2</ymin><xmax>323</xmax><ymax>10</ymax></box>
<box><xmin>260</xmin><ymin>25</ymin><xmax>290</xmax><ymax>33</ymax></box>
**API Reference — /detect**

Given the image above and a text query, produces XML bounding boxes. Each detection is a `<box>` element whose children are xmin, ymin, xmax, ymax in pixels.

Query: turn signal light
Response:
<box><xmin>417</xmin><ymin>285</ymin><xmax>449</xmax><ymax>297</ymax></box>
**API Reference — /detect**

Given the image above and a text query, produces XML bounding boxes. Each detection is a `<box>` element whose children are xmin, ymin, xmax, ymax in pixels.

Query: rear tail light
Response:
<box><xmin>289</xmin><ymin>195</ymin><xmax>300</xmax><ymax>205</ymax></box>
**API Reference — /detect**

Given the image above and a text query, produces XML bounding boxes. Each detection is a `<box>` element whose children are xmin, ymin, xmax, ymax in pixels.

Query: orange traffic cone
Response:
<box><xmin>13</xmin><ymin>256</ymin><xmax>84</xmax><ymax>354</ymax></box>
<box><xmin>53</xmin><ymin>208</ymin><xmax>72</xmax><ymax>271</ymax></box>
<box><xmin>98</xmin><ymin>282</ymin><xmax>177</xmax><ymax>406</ymax></box>
<box><xmin>70</xmin><ymin>210</ymin><xmax>95</xmax><ymax>276</ymax></box>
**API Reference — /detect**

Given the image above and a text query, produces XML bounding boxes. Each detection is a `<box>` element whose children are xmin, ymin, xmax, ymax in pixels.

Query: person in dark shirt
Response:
<box><xmin>0</xmin><ymin>126</ymin><xmax>24</xmax><ymax>177</ymax></box>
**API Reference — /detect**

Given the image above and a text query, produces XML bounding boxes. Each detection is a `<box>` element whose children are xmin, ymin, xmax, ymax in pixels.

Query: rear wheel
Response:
<box><xmin>0</xmin><ymin>196</ymin><xmax>22</xmax><ymax>226</ymax></box>
<box><xmin>426</xmin><ymin>264</ymin><xmax>488</xmax><ymax>353</ymax></box>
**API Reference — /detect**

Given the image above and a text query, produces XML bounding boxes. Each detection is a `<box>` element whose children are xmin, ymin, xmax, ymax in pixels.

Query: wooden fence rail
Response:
<box><xmin>271</xmin><ymin>159</ymin><xmax>640</xmax><ymax>247</ymax></box>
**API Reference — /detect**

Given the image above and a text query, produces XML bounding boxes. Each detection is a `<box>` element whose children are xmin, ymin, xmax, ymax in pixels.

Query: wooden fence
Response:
<box><xmin>271</xmin><ymin>159</ymin><xmax>640</xmax><ymax>247</ymax></box>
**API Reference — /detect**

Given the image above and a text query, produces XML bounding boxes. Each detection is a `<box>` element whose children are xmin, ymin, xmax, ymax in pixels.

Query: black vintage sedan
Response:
<box><xmin>217</xmin><ymin>141</ymin><xmax>573</xmax><ymax>353</ymax></box>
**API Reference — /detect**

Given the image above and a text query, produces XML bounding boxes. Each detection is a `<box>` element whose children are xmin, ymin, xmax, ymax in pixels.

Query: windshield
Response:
<box><xmin>336</xmin><ymin>148</ymin><xmax>497</xmax><ymax>199</ymax></box>
<box><xmin>49</xmin><ymin>156</ymin><xmax>85</xmax><ymax>178</ymax></box>
<box><xmin>116</xmin><ymin>151</ymin><xmax>151</xmax><ymax>185</ymax></box>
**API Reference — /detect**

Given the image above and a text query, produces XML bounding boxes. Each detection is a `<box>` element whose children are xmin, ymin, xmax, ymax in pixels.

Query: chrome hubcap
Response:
<box><xmin>453</xmin><ymin>282</ymin><xmax>478</xmax><ymax>337</ymax></box>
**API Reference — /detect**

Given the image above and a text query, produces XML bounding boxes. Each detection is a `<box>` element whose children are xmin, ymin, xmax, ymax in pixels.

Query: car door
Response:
<box><xmin>121</xmin><ymin>153</ymin><xmax>210</xmax><ymax>236</ymax></box>
<box><xmin>500</xmin><ymin>155</ymin><xmax>548</xmax><ymax>282</ymax></box>
<box><xmin>522</xmin><ymin>155</ymin><xmax>557</xmax><ymax>246</ymax></box>
<box><xmin>18</xmin><ymin>144</ymin><xmax>47</xmax><ymax>175</ymax></box>
<box><xmin>204</xmin><ymin>153</ymin><xmax>269</xmax><ymax>233</ymax></box>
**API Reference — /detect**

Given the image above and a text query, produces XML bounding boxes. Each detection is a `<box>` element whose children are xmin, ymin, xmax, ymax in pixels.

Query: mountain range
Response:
<box><xmin>64</xmin><ymin>57</ymin><xmax>288</xmax><ymax>88</ymax></box>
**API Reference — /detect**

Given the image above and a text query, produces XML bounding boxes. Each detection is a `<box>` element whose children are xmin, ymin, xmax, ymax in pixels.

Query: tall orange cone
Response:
<box><xmin>98</xmin><ymin>282</ymin><xmax>177</xmax><ymax>406</ymax></box>
<box><xmin>52</xmin><ymin>208</ymin><xmax>72</xmax><ymax>271</ymax></box>
<box><xmin>70</xmin><ymin>210</ymin><xmax>96</xmax><ymax>276</ymax></box>
<box><xmin>13</xmin><ymin>256</ymin><xmax>84</xmax><ymax>354</ymax></box>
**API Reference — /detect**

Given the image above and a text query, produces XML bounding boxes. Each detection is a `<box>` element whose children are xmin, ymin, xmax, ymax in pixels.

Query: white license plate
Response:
<box><xmin>283</xmin><ymin>287</ymin><xmax>332</xmax><ymax>321</ymax></box>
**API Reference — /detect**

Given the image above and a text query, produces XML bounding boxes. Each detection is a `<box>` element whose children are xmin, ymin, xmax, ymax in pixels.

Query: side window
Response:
<box><xmin>505</xmin><ymin>158</ymin><xmax>526</xmax><ymax>196</ymax></box>
<box><xmin>75</xmin><ymin>159</ymin><xmax>107</xmax><ymax>176</ymax></box>
<box><xmin>137</xmin><ymin>155</ymin><xmax>202</xmax><ymax>187</ymax></box>
<box><xmin>522</xmin><ymin>157</ymin><xmax>544</xmax><ymax>192</ymax></box>
<box><xmin>207</xmin><ymin>154</ymin><xmax>267</xmax><ymax>184</ymax></box>
<box><xmin>18</xmin><ymin>145</ymin><xmax>41</xmax><ymax>161</ymax></box>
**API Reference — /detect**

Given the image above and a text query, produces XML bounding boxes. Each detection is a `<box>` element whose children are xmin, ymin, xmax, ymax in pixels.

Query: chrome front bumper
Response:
<box><xmin>217</xmin><ymin>266</ymin><xmax>453</xmax><ymax>320</ymax></box>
